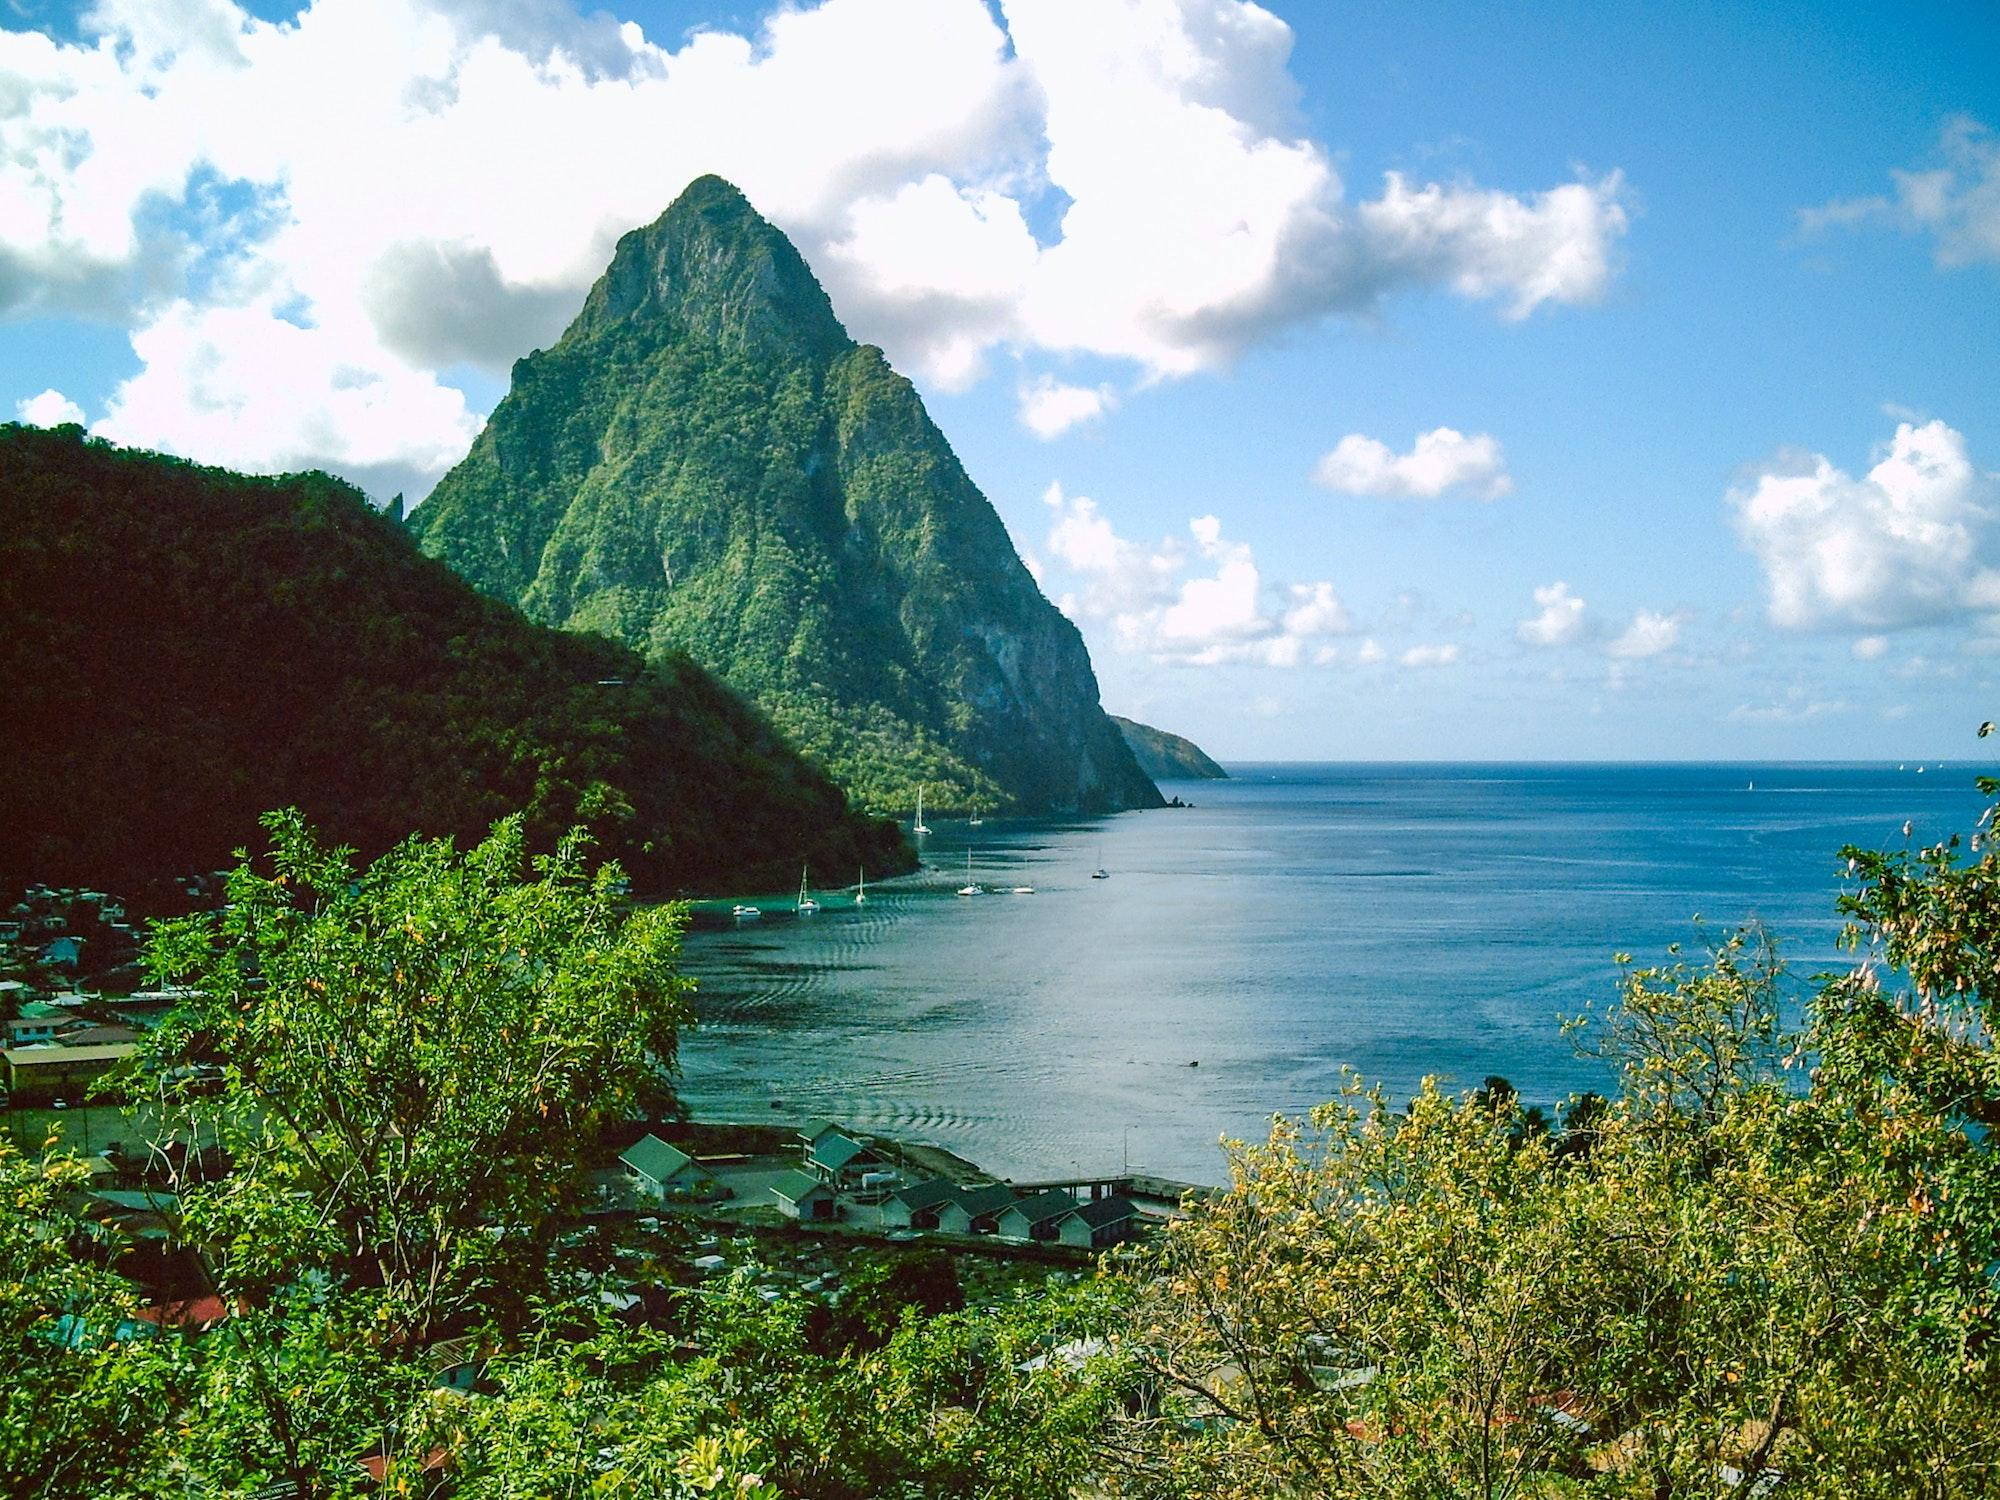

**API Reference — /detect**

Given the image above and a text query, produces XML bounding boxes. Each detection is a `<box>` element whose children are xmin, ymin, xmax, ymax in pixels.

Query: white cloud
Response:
<box><xmin>1729</xmin><ymin>418</ymin><xmax>2000</xmax><ymax>633</ymax></box>
<box><xmin>1852</xmin><ymin>635</ymin><xmax>1889</xmax><ymax>661</ymax></box>
<box><xmin>1803</xmin><ymin>115</ymin><xmax>2000</xmax><ymax>267</ymax></box>
<box><xmin>1605</xmin><ymin>609</ymin><xmax>1681</xmax><ymax>660</ymax></box>
<box><xmin>1018</xmin><ymin>375</ymin><xmax>1116</xmax><ymax>439</ymax></box>
<box><xmin>1517</xmin><ymin>581</ymin><xmax>1588</xmax><ymax>646</ymax></box>
<box><xmin>14</xmin><ymin>388</ymin><xmax>85</xmax><ymax>425</ymax></box>
<box><xmin>1728</xmin><ymin>697</ymin><xmax>1850</xmax><ymax>725</ymax></box>
<box><xmin>1399</xmin><ymin>643</ymin><xmax>1460</xmax><ymax>667</ymax></box>
<box><xmin>1041</xmin><ymin>482</ymin><xmax>1348</xmax><ymax>667</ymax></box>
<box><xmin>1312</xmin><ymin>425</ymin><xmax>1511</xmax><ymax>499</ymax></box>
<box><xmin>0</xmin><ymin>0</ymin><xmax>1631</xmax><ymax>495</ymax></box>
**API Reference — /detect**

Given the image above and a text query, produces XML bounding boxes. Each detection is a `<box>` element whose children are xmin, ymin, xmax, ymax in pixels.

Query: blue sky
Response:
<box><xmin>3</xmin><ymin>0</ymin><xmax>1997</xmax><ymax>759</ymax></box>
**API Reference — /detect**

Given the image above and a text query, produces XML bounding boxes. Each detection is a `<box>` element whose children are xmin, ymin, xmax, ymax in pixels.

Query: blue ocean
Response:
<box><xmin>674</xmin><ymin>763</ymin><xmax>1988</xmax><ymax>1184</ymax></box>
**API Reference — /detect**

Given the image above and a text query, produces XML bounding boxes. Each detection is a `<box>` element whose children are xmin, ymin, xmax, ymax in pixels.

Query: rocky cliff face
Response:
<box><xmin>414</xmin><ymin>176</ymin><xmax>1161</xmax><ymax>816</ymax></box>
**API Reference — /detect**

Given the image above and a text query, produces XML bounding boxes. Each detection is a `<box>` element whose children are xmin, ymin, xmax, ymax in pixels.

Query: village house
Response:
<box><xmin>1055</xmin><ymin>1196</ymin><xmax>1143</xmax><ymax>1249</ymax></box>
<box><xmin>879</xmin><ymin>1178</ymin><xmax>958</xmax><ymax>1231</ymax></box>
<box><xmin>7</xmin><ymin>999</ymin><xmax>83</xmax><ymax>1047</ymax></box>
<box><xmin>796</xmin><ymin>1118</ymin><xmax>842</xmax><ymax>1153</ymax></box>
<box><xmin>3</xmin><ymin>1041</ymin><xmax>138</xmax><ymax>1100</ymax></box>
<box><xmin>803</xmin><ymin>1131</ymin><xmax>886</xmax><ymax>1191</ymax></box>
<box><xmin>769</xmin><ymin>1168</ymin><xmax>838</xmax><ymax>1221</ymax></box>
<box><xmin>617</xmin><ymin>1134</ymin><xmax>719</xmax><ymax>1202</ymax></box>
<box><xmin>933</xmin><ymin>1183</ymin><xmax>1017</xmax><ymax>1237</ymax></box>
<box><xmin>994</xmin><ymin>1190</ymin><xmax>1079</xmax><ymax>1243</ymax></box>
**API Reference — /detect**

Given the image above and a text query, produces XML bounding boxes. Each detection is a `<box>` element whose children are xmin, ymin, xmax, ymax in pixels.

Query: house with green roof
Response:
<box><xmin>770</xmin><ymin>1169</ymin><xmax>837</xmax><ymax>1221</ymax></box>
<box><xmin>880</xmin><ymin>1178</ymin><xmax>959</xmax><ymax>1231</ymax></box>
<box><xmin>7</xmin><ymin>999</ymin><xmax>82</xmax><ymax>1048</ymax></box>
<box><xmin>804</xmin><ymin>1131</ymin><xmax>886</xmax><ymax>1190</ymax></box>
<box><xmin>934</xmin><ymin>1183</ymin><xmax>1018</xmax><ymax>1237</ymax></box>
<box><xmin>618</xmin><ymin>1134</ymin><xmax>718</xmax><ymax>1202</ymax></box>
<box><xmin>995</xmin><ymin>1191</ymin><xmax>1079</xmax><ymax>1243</ymax></box>
<box><xmin>1056</xmin><ymin>1196</ymin><xmax>1143</xmax><ymax>1249</ymax></box>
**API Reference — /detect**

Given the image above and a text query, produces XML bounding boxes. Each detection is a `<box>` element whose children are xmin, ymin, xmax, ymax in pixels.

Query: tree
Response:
<box><xmin>1117</xmin><ymin>888</ymin><xmax>2000</xmax><ymax>1498</ymax></box>
<box><xmin>135</xmin><ymin>809</ymin><xmax>695</xmax><ymax>1342</ymax></box>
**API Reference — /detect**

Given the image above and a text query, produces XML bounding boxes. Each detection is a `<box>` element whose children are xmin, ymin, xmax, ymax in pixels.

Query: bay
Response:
<box><xmin>674</xmin><ymin>762</ymin><xmax>1987</xmax><ymax>1185</ymax></box>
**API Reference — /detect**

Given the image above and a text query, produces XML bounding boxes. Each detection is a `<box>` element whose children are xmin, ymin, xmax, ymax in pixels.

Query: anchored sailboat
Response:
<box><xmin>1091</xmin><ymin>844</ymin><xmax>1110</xmax><ymax>880</ymax></box>
<box><xmin>913</xmin><ymin>786</ymin><xmax>930</xmax><ymax>836</ymax></box>
<box><xmin>957</xmin><ymin>846</ymin><xmax>982</xmax><ymax>897</ymax></box>
<box><xmin>855</xmin><ymin>867</ymin><xmax>867</xmax><ymax>906</ymax></box>
<box><xmin>796</xmin><ymin>866</ymin><xmax>820</xmax><ymax>915</ymax></box>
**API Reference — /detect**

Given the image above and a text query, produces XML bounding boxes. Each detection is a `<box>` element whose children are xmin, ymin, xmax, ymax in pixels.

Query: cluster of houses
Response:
<box><xmin>778</xmin><ymin>1120</ymin><xmax>1146</xmax><ymax>1251</ymax></box>
<box><xmin>2</xmin><ymin>883</ymin><xmax>141</xmax><ymax>977</ymax></box>
<box><xmin>613</xmin><ymin>1119</ymin><xmax>1150</xmax><ymax>1252</ymax></box>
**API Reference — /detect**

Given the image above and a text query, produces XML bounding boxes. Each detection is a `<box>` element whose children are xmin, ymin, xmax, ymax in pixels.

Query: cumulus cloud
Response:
<box><xmin>1041</xmin><ymin>481</ymin><xmax>1349</xmax><ymax>667</ymax></box>
<box><xmin>1312</xmin><ymin>425</ymin><xmax>1511</xmax><ymax>498</ymax></box>
<box><xmin>1729</xmin><ymin>418</ymin><xmax>2000</xmax><ymax>633</ymax></box>
<box><xmin>1851</xmin><ymin>635</ymin><xmax>1889</xmax><ymax>661</ymax></box>
<box><xmin>1399</xmin><ymin>643</ymin><xmax>1460</xmax><ymax>667</ymax></box>
<box><xmin>1606</xmin><ymin>609</ymin><xmax>1681</xmax><ymax>660</ymax></box>
<box><xmin>1017</xmin><ymin>375</ymin><xmax>1117</xmax><ymax>439</ymax></box>
<box><xmin>1517</xmin><ymin>581</ymin><xmax>1588</xmax><ymax>646</ymax></box>
<box><xmin>0</xmin><ymin>0</ymin><xmax>1631</xmax><ymax>495</ymax></box>
<box><xmin>14</xmin><ymin>388</ymin><xmax>85</xmax><ymax>425</ymax></box>
<box><xmin>1803</xmin><ymin>115</ymin><xmax>2000</xmax><ymax>267</ymax></box>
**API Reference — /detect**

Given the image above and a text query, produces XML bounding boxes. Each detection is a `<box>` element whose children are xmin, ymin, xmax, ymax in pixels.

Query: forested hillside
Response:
<box><xmin>0</xmin><ymin>424</ymin><xmax>905</xmax><ymax>895</ymax></box>
<box><xmin>1110</xmin><ymin>716</ymin><xmax>1229</xmax><ymax>781</ymax></box>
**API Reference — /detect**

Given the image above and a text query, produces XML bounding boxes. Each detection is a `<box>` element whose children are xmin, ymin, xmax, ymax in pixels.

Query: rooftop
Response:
<box><xmin>945</xmin><ymin>1183</ymin><xmax>1018</xmax><ymax>1219</ymax></box>
<box><xmin>809</xmin><ymin>1133</ymin><xmax>879</xmax><ymax>1171</ymax></box>
<box><xmin>889</xmin><ymin>1179</ymin><xmax>959</xmax><ymax>1212</ymax></box>
<box><xmin>770</xmin><ymin>1168</ymin><xmax>834</xmax><ymax>1202</ymax></box>
<box><xmin>1001</xmin><ymin>1190</ymin><xmax>1079</xmax><ymax>1227</ymax></box>
<box><xmin>4</xmin><ymin>1042</ymin><xmax>138</xmax><ymax>1066</ymax></box>
<box><xmin>1064</xmin><ymin>1195</ymin><xmax>1140</xmax><ymax>1229</ymax></box>
<box><xmin>619</xmin><ymin>1133</ymin><xmax>695</xmax><ymax>1183</ymax></box>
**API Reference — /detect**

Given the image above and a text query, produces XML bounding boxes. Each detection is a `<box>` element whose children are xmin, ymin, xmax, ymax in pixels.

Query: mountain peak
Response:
<box><xmin>573</xmin><ymin>175</ymin><xmax>847</xmax><ymax>359</ymax></box>
<box><xmin>416</xmin><ymin>181</ymin><xmax>1163</xmax><ymax>818</ymax></box>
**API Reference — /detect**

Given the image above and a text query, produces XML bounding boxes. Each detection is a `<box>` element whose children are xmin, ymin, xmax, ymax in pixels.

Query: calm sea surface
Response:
<box><xmin>673</xmin><ymin>763</ymin><xmax>1988</xmax><ymax>1185</ymax></box>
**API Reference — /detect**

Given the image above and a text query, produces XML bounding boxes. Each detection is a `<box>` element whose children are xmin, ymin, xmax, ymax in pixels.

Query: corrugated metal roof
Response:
<box><xmin>618</xmin><ymin>1133</ymin><xmax>695</xmax><ymax>1183</ymax></box>
<box><xmin>999</xmin><ymin>1190</ymin><xmax>1077</xmax><ymax>1227</ymax></box>
<box><xmin>889</xmin><ymin>1179</ymin><xmax>959</xmax><ymax>1211</ymax></box>
<box><xmin>770</xmin><ymin>1169</ymin><xmax>833</xmax><ymax>1202</ymax></box>
<box><xmin>809</xmin><ymin>1133</ymin><xmax>878</xmax><ymax>1171</ymax></box>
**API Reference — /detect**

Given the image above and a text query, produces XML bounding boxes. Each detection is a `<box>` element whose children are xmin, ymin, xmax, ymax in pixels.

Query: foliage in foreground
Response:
<box><xmin>1114</xmin><ymin>812</ymin><xmax>2000</xmax><ymax>1496</ymax></box>
<box><xmin>10</xmin><ymin>757</ymin><xmax>2000</xmax><ymax>1496</ymax></box>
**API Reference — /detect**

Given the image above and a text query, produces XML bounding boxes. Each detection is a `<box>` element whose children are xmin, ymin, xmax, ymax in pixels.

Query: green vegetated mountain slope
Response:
<box><xmin>0</xmin><ymin>424</ymin><xmax>905</xmax><ymax>896</ymax></box>
<box><xmin>1109</xmin><ymin>716</ymin><xmax>1229</xmax><ymax>781</ymax></box>
<box><xmin>412</xmin><ymin>175</ymin><xmax>1162</xmax><ymax>819</ymax></box>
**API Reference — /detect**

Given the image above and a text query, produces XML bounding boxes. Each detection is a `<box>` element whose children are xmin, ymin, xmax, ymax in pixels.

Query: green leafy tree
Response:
<box><xmin>136</xmin><ymin>809</ymin><xmax>694</xmax><ymax>1341</ymax></box>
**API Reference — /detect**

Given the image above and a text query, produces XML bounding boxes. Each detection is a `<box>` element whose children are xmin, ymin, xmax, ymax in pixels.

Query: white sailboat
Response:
<box><xmin>796</xmin><ymin>866</ymin><xmax>820</xmax><ymax>915</ymax></box>
<box><xmin>731</xmin><ymin>904</ymin><xmax>760</xmax><ymax>921</ymax></box>
<box><xmin>913</xmin><ymin>786</ymin><xmax>931</xmax><ymax>836</ymax></box>
<box><xmin>968</xmin><ymin>805</ymin><xmax>984</xmax><ymax>827</ymax></box>
<box><xmin>1091</xmin><ymin>843</ymin><xmax>1109</xmax><ymax>880</ymax></box>
<box><xmin>956</xmin><ymin>847</ymin><xmax>982</xmax><ymax>897</ymax></box>
<box><xmin>855</xmin><ymin>867</ymin><xmax>867</xmax><ymax>906</ymax></box>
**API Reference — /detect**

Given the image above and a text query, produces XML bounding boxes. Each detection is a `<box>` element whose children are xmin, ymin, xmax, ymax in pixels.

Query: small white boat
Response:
<box><xmin>913</xmin><ymin>786</ymin><xmax>930</xmax><ymax>836</ymax></box>
<box><xmin>731</xmin><ymin>904</ymin><xmax>760</xmax><ymax>921</ymax></box>
<box><xmin>968</xmin><ymin>807</ymin><xmax>984</xmax><ymax>827</ymax></box>
<box><xmin>956</xmin><ymin>847</ymin><xmax>982</xmax><ymax>897</ymax></box>
<box><xmin>1010</xmin><ymin>885</ymin><xmax>1036</xmax><ymax>895</ymax></box>
<box><xmin>854</xmin><ymin>866</ymin><xmax>867</xmax><ymax>906</ymax></box>
<box><xmin>796</xmin><ymin>866</ymin><xmax>820</xmax><ymax>914</ymax></box>
<box><xmin>1091</xmin><ymin>845</ymin><xmax>1109</xmax><ymax>880</ymax></box>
